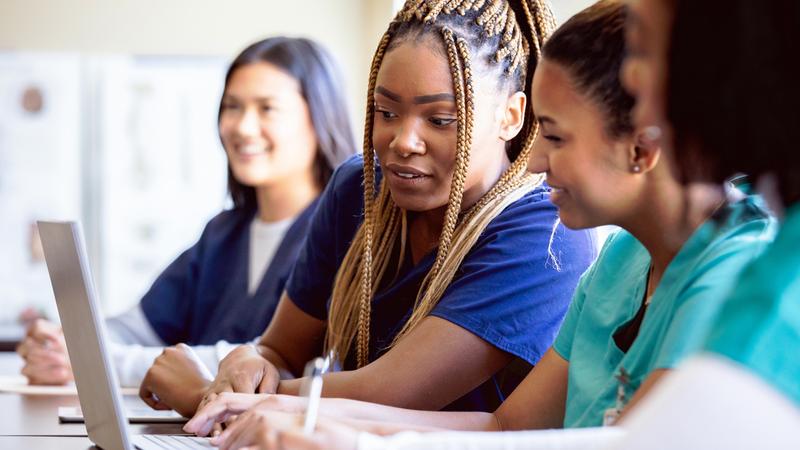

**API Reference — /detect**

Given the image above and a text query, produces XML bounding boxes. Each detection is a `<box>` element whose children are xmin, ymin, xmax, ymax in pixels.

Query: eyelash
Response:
<box><xmin>429</xmin><ymin>117</ymin><xmax>456</xmax><ymax>127</ymax></box>
<box><xmin>377</xmin><ymin>109</ymin><xmax>397</xmax><ymax>120</ymax></box>
<box><xmin>543</xmin><ymin>135</ymin><xmax>563</xmax><ymax>144</ymax></box>
<box><xmin>220</xmin><ymin>104</ymin><xmax>273</xmax><ymax>114</ymax></box>
<box><xmin>375</xmin><ymin>108</ymin><xmax>455</xmax><ymax>128</ymax></box>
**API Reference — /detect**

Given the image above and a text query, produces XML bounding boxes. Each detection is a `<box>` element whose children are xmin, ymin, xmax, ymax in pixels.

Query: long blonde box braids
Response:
<box><xmin>326</xmin><ymin>0</ymin><xmax>556</xmax><ymax>368</ymax></box>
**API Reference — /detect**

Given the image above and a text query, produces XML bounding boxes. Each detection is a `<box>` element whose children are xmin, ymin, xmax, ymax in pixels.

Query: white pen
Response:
<box><xmin>299</xmin><ymin>352</ymin><xmax>332</xmax><ymax>435</ymax></box>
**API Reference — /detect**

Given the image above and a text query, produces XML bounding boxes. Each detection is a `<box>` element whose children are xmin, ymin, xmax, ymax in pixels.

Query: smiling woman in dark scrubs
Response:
<box><xmin>17</xmin><ymin>36</ymin><xmax>357</xmax><ymax>389</ymax></box>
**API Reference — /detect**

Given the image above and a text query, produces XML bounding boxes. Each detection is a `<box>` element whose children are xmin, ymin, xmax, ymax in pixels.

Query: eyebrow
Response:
<box><xmin>375</xmin><ymin>86</ymin><xmax>455</xmax><ymax>104</ymax></box>
<box><xmin>537</xmin><ymin>115</ymin><xmax>556</xmax><ymax>125</ymax></box>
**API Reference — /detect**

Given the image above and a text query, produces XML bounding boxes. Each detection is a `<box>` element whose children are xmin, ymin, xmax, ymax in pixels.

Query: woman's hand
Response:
<box><xmin>210</xmin><ymin>406</ymin><xmax>359</xmax><ymax>450</ymax></box>
<box><xmin>196</xmin><ymin>344</ymin><xmax>281</xmax><ymax>413</ymax></box>
<box><xmin>17</xmin><ymin>319</ymin><xmax>73</xmax><ymax>385</ymax></box>
<box><xmin>139</xmin><ymin>343</ymin><xmax>214</xmax><ymax>417</ymax></box>
<box><xmin>186</xmin><ymin>392</ymin><xmax>307</xmax><ymax>437</ymax></box>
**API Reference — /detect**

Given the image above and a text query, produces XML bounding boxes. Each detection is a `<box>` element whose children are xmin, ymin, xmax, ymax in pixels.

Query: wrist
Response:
<box><xmin>189</xmin><ymin>386</ymin><xmax>207</xmax><ymax>412</ymax></box>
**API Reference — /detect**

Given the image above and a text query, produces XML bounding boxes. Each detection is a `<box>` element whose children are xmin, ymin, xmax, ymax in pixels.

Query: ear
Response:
<box><xmin>628</xmin><ymin>127</ymin><xmax>662</xmax><ymax>174</ymax></box>
<box><xmin>498</xmin><ymin>91</ymin><xmax>526</xmax><ymax>142</ymax></box>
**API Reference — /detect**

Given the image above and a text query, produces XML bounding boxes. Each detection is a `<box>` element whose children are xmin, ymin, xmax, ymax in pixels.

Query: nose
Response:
<box><xmin>389</xmin><ymin>120</ymin><xmax>425</xmax><ymax>157</ymax></box>
<box><xmin>528</xmin><ymin>135</ymin><xmax>550</xmax><ymax>174</ymax></box>
<box><xmin>235</xmin><ymin>107</ymin><xmax>261</xmax><ymax>138</ymax></box>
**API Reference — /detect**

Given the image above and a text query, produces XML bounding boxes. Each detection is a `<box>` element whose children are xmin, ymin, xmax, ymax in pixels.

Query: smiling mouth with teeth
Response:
<box><xmin>396</xmin><ymin>172</ymin><xmax>425</xmax><ymax>179</ymax></box>
<box><xmin>239</xmin><ymin>144</ymin><xmax>269</xmax><ymax>155</ymax></box>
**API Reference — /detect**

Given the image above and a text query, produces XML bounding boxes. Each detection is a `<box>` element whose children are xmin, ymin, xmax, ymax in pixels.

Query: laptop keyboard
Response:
<box><xmin>132</xmin><ymin>434</ymin><xmax>215</xmax><ymax>449</ymax></box>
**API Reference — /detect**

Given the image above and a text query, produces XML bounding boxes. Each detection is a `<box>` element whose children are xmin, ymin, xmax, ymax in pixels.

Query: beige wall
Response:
<box><xmin>0</xmin><ymin>0</ymin><xmax>594</xmax><ymax>127</ymax></box>
<box><xmin>0</xmin><ymin>0</ymin><xmax>396</xmax><ymax>130</ymax></box>
<box><xmin>551</xmin><ymin>0</ymin><xmax>596</xmax><ymax>23</ymax></box>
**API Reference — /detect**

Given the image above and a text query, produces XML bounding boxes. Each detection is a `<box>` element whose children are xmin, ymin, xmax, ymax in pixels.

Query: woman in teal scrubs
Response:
<box><xmin>609</xmin><ymin>1</ymin><xmax>800</xmax><ymax>447</ymax></box>
<box><xmin>180</xmin><ymin>2</ymin><xmax>778</xmax><ymax>447</ymax></box>
<box><xmin>624</xmin><ymin>0</ymin><xmax>800</xmax><ymax>407</ymax></box>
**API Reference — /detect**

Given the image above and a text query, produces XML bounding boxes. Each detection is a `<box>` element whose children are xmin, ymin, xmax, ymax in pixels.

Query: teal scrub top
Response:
<box><xmin>705</xmin><ymin>202</ymin><xmax>800</xmax><ymax>406</ymax></box>
<box><xmin>553</xmin><ymin>195</ymin><xmax>776</xmax><ymax>428</ymax></box>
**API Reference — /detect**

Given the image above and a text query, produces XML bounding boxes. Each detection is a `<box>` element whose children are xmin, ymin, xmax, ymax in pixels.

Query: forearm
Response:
<box><xmin>272</xmin><ymin>385</ymin><xmax>499</xmax><ymax>432</ymax></box>
<box><xmin>338</xmin><ymin>416</ymin><xmax>451</xmax><ymax>435</ymax></box>
<box><xmin>328</xmin><ymin>400</ymin><xmax>499</xmax><ymax>433</ymax></box>
<box><xmin>277</xmin><ymin>365</ymin><xmax>473</xmax><ymax>411</ymax></box>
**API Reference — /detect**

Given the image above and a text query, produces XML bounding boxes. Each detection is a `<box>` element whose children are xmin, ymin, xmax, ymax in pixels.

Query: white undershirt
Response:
<box><xmin>103</xmin><ymin>214</ymin><xmax>296</xmax><ymax>387</ymax></box>
<box><xmin>248</xmin><ymin>215</ymin><xmax>294</xmax><ymax>295</ymax></box>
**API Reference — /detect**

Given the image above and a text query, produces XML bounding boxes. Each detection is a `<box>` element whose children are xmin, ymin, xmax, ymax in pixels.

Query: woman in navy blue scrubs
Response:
<box><xmin>146</xmin><ymin>0</ymin><xmax>597</xmax><ymax>419</ymax></box>
<box><xmin>17</xmin><ymin>37</ymin><xmax>357</xmax><ymax>391</ymax></box>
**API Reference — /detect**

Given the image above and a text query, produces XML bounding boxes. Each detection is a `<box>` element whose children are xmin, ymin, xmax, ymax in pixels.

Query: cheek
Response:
<box><xmin>273</xmin><ymin>116</ymin><xmax>317</xmax><ymax>160</ymax></box>
<box><xmin>218</xmin><ymin>120</ymin><xmax>235</xmax><ymax>146</ymax></box>
<box><xmin>295</xmin><ymin>122</ymin><xmax>319</xmax><ymax>163</ymax></box>
<box><xmin>372</xmin><ymin>121</ymin><xmax>393</xmax><ymax>154</ymax></box>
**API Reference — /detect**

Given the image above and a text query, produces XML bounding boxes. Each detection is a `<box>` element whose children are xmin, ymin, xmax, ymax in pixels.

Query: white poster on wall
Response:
<box><xmin>0</xmin><ymin>52</ymin><xmax>82</xmax><ymax>323</ymax></box>
<box><xmin>93</xmin><ymin>55</ymin><xmax>228</xmax><ymax>315</ymax></box>
<box><xmin>1</xmin><ymin>51</ymin><xmax>229</xmax><ymax>325</ymax></box>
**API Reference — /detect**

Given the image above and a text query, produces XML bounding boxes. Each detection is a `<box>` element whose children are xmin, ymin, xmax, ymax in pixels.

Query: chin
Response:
<box><xmin>232</xmin><ymin>172</ymin><xmax>274</xmax><ymax>188</ymax></box>
<box><xmin>388</xmin><ymin>192</ymin><xmax>443</xmax><ymax>213</ymax></box>
<box><xmin>557</xmin><ymin>211</ymin><xmax>592</xmax><ymax>231</ymax></box>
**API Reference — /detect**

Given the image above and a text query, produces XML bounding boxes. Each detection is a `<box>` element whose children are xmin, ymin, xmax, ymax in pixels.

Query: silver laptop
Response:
<box><xmin>38</xmin><ymin>221</ymin><xmax>214</xmax><ymax>450</ymax></box>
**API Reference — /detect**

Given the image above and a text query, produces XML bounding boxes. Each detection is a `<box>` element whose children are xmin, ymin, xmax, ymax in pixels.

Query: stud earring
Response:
<box><xmin>631</xmin><ymin>165</ymin><xmax>641</xmax><ymax>173</ymax></box>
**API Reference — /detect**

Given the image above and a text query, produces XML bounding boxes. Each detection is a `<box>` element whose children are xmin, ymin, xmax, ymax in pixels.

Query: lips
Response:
<box><xmin>546</xmin><ymin>178</ymin><xmax>569</xmax><ymax>206</ymax></box>
<box><xmin>237</xmin><ymin>143</ymin><xmax>269</xmax><ymax>156</ymax></box>
<box><xmin>385</xmin><ymin>162</ymin><xmax>431</xmax><ymax>180</ymax></box>
<box><xmin>545</xmin><ymin>176</ymin><xmax>566</xmax><ymax>193</ymax></box>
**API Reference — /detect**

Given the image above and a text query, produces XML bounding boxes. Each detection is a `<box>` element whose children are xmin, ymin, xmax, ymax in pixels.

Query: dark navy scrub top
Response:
<box><xmin>140</xmin><ymin>200</ymin><xmax>319</xmax><ymax>346</ymax></box>
<box><xmin>286</xmin><ymin>155</ymin><xmax>597</xmax><ymax>412</ymax></box>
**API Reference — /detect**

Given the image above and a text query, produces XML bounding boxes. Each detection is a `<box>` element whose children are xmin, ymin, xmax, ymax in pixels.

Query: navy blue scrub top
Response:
<box><xmin>140</xmin><ymin>199</ymin><xmax>319</xmax><ymax>346</ymax></box>
<box><xmin>286</xmin><ymin>155</ymin><xmax>597</xmax><ymax>412</ymax></box>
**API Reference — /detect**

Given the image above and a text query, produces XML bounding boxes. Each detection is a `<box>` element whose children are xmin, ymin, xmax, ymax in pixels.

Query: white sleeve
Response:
<box><xmin>105</xmin><ymin>305</ymin><xmax>165</xmax><ymax>346</ymax></box>
<box><xmin>108</xmin><ymin>342</ymin><xmax>165</xmax><ymax>387</ymax></box>
<box><xmin>616</xmin><ymin>355</ymin><xmax>800</xmax><ymax>450</ymax></box>
<box><xmin>107</xmin><ymin>339</ymin><xmax>250</xmax><ymax>387</ymax></box>
<box><xmin>104</xmin><ymin>305</ymin><xmax>167</xmax><ymax>387</ymax></box>
<box><xmin>189</xmin><ymin>340</ymin><xmax>243</xmax><ymax>377</ymax></box>
<box><xmin>358</xmin><ymin>427</ymin><xmax>626</xmax><ymax>450</ymax></box>
<box><xmin>105</xmin><ymin>305</ymin><xmax>255</xmax><ymax>387</ymax></box>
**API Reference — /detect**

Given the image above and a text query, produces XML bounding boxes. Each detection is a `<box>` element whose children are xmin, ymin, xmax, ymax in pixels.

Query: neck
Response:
<box><xmin>408</xmin><ymin>207</ymin><xmax>446</xmax><ymax>264</ymax></box>
<box><xmin>408</xmin><ymin>148</ymin><xmax>511</xmax><ymax>264</ymax></box>
<box><xmin>462</xmin><ymin>150</ymin><xmax>511</xmax><ymax>210</ymax></box>
<box><xmin>254</xmin><ymin>171</ymin><xmax>319</xmax><ymax>223</ymax></box>
<box><xmin>621</xmin><ymin>172</ymin><xmax>724</xmax><ymax>287</ymax></box>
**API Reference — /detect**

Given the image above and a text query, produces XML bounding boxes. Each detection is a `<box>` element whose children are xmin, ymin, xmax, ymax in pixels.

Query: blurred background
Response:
<box><xmin>0</xmin><ymin>0</ymin><xmax>594</xmax><ymax>329</ymax></box>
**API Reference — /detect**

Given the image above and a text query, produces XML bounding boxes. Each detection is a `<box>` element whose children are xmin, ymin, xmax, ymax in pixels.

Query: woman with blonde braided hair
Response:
<box><xmin>174</xmin><ymin>0</ymin><xmax>596</xmax><ymax>422</ymax></box>
<box><xmin>183</xmin><ymin>1</ymin><xmax>777</xmax><ymax>449</ymax></box>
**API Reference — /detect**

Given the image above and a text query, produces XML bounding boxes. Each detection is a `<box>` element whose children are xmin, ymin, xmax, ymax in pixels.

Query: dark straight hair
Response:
<box><xmin>221</xmin><ymin>37</ymin><xmax>357</xmax><ymax>209</ymax></box>
<box><xmin>542</xmin><ymin>0</ymin><xmax>633</xmax><ymax>139</ymax></box>
<box><xmin>667</xmin><ymin>0</ymin><xmax>800</xmax><ymax>205</ymax></box>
